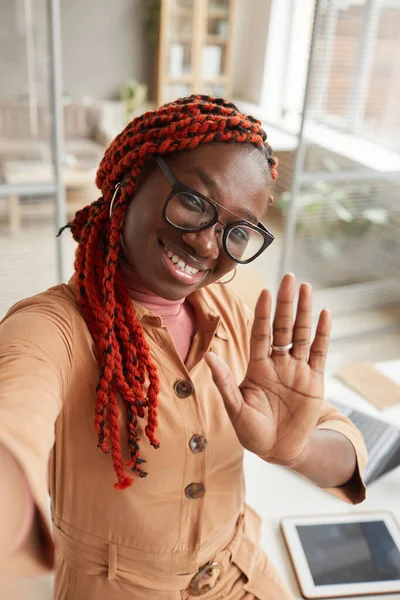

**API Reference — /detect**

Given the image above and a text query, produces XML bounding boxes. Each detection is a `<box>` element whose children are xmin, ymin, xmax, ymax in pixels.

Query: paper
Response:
<box><xmin>336</xmin><ymin>361</ymin><xmax>400</xmax><ymax>409</ymax></box>
<box><xmin>375</xmin><ymin>360</ymin><xmax>400</xmax><ymax>386</ymax></box>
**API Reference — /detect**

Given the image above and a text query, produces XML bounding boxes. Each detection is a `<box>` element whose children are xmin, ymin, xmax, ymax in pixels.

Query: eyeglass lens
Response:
<box><xmin>166</xmin><ymin>192</ymin><xmax>265</xmax><ymax>262</ymax></box>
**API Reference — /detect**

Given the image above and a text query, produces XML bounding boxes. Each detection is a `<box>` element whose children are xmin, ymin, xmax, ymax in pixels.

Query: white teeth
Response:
<box><xmin>162</xmin><ymin>243</ymin><xmax>200</xmax><ymax>275</ymax></box>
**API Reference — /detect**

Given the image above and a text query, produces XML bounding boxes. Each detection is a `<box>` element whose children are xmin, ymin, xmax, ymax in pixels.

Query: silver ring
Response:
<box><xmin>271</xmin><ymin>342</ymin><xmax>293</xmax><ymax>352</ymax></box>
<box><xmin>109</xmin><ymin>182</ymin><xmax>123</xmax><ymax>218</ymax></box>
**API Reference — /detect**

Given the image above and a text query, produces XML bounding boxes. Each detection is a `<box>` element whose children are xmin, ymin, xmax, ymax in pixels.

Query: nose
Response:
<box><xmin>181</xmin><ymin>225</ymin><xmax>221</xmax><ymax>261</ymax></box>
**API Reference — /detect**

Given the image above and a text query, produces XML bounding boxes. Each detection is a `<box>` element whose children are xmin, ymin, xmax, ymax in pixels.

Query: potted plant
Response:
<box><xmin>120</xmin><ymin>78</ymin><xmax>148</xmax><ymax>122</ymax></box>
<box><xmin>276</xmin><ymin>179</ymin><xmax>397</xmax><ymax>287</ymax></box>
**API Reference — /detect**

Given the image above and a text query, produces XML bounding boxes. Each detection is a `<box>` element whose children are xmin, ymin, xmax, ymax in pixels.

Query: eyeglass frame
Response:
<box><xmin>156</xmin><ymin>156</ymin><xmax>275</xmax><ymax>265</ymax></box>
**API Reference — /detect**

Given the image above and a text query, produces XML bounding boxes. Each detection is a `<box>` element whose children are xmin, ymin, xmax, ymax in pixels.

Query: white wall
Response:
<box><xmin>232</xmin><ymin>0</ymin><xmax>271</xmax><ymax>104</ymax></box>
<box><xmin>0</xmin><ymin>0</ymin><xmax>153</xmax><ymax>103</ymax></box>
<box><xmin>1</xmin><ymin>0</ymin><xmax>270</xmax><ymax>105</ymax></box>
<box><xmin>0</xmin><ymin>0</ymin><xmax>49</xmax><ymax>102</ymax></box>
<box><xmin>61</xmin><ymin>0</ymin><xmax>153</xmax><ymax>101</ymax></box>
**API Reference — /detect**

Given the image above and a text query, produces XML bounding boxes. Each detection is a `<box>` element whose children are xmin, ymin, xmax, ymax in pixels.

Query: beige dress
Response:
<box><xmin>0</xmin><ymin>277</ymin><xmax>367</xmax><ymax>599</ymax></box>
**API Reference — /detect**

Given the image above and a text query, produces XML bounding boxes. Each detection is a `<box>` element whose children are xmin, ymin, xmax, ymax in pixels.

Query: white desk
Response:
<box><xmin>244</xmin><ymin>360</ymin><xmax>400</xmax><ymax>599</ymax></box>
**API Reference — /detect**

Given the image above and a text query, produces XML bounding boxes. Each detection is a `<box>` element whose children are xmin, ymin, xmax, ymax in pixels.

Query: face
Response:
<box><xmin>121</xmin><ymin>143</ymin><xmax>271</xmax><ymax>300</ymax></box>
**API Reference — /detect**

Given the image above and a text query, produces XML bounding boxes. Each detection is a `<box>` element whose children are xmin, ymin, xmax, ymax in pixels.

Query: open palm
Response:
<box><xmin>205</xmin><ymin>274</ymin><xmax>331</xmax><ymax>467</ymax></box>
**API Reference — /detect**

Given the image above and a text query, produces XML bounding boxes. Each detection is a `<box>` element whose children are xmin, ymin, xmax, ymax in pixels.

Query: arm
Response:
<box><xmin>0</xmin><ymin>298</ymin><xmax>73</xmax><ymax>576</ymax></box>
<box><xmin>288</xmin><ymin>397</ymin><xmax>367</xmax><ymax>503</ymax></box>
<box><xmin>290</xmin><ymin>399</ymin><xmax>367</xmax><ymax>503</ymax></box>
<box><xmin>0</xmin><ymin>443</ymin><xmax>47</xmax><ymax>578</ymax></box>
<box><xmin>206</xmin><ymin>275</ymin><xmax>367</xmax><ymax>505</ymax></box>
<box><xmin>0</xmin><ymin>443</ymin><xmax>34</xmax><ymax>561</ymax></box>
<box><xmin>288</xmin><ymin>429</ymin><xmax>356</xmax><ymax>488</ymax></box>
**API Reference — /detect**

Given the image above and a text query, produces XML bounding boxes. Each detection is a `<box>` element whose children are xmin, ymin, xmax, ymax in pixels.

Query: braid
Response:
<box><xmin>61</xmin><ymin>94</ymin><xmax>278</xmax><ymax>490</ymax></box>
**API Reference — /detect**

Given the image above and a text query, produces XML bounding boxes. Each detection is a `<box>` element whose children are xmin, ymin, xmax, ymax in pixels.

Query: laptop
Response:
<box><xmin>329</xmin><ymin>398</ymin><xmax>400</xmax><ymax>484</ymax></box>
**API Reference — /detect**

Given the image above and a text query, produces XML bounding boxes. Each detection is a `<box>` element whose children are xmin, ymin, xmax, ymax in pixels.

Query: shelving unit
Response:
<box><xmin>156</xmin><ymin>0</ymin><xmax>236</xmax><ymax>105</ymax></box>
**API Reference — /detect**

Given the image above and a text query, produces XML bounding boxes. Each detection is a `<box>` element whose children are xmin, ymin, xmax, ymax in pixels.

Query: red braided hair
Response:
<box><xmin>60</xmin><ymin>95</ymin><xmax>278</xmax><ymax>490</ymax></box>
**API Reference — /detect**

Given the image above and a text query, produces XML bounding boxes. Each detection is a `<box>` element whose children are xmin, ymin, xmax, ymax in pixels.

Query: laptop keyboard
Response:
<box><xmin>328</xmin><ymin>398</ymin><xmax>400</xmax><ymax>482</ymax></box>
<box><xmin>328</xmin><ymin>398</ymin><xmax>400</xmax><ymax>454</ymax></box>
<box><xmin>347</xmin><ymin>410</ymin><xmax>394</xmax><ymax>453</ymax></box>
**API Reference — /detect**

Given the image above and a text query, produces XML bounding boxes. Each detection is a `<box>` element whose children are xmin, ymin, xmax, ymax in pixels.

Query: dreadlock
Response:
<box><xmin>60</xmin><ymin>95</ymin><xmax>278</xmax><ymax>490</ymax></box>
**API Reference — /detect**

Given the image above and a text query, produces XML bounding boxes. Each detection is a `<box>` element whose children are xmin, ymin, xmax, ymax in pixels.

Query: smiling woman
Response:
<box><xmin>122</xmin><ymin>145</ymin><xmax>274</xmax><ymax>300</ymax></box>
<box><xmin>0</xmin><ymin>95</ymin><xmax>367</xmax><ymax>600</ymax></box>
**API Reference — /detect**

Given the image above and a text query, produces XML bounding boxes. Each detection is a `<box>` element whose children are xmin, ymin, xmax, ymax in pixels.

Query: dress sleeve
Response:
<box><xmin>0</xmin><ymin>298</ymin><xmax>73</xmax><ymax>574</ymax></box>
<box><xmin>315</xmin><ymin>400</ymin><xmax>367</xmax><ymax>504</ymax></box>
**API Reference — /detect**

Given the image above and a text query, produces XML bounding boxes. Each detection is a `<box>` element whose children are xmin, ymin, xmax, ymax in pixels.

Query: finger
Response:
<box><xmin>249</xmin><ymin>289</ymin><xmax>272</xmax><ymax>362</ymax></box>
<box><xmin>292</xmin><ymin>283</ymin><xmax>312</xmax><ymax>360</ymax></box>
<box><xmin>308</xmin><ymin>309</ymin><xmax>331</xmax><ymax>373</ymax></box>
<box><xmin>204</xmin><ymin>352</ymin><xmax>244</xmax><ymax>423</ymax></box>
<box><xmin>272</xmin><ymin>273</ymin><xmax>295</xmax><ymax>351</ymax></box>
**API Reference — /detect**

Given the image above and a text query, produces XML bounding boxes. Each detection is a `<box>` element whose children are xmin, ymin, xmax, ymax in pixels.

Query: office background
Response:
<box><xmin>1</xmin><ymin>1</ymin><xmax>400</xmax><ymax>598</ymax></box>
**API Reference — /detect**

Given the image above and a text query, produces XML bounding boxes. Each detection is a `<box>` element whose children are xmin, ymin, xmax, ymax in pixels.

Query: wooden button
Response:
<box><xmin>189</xmin><ymin>434</ymin><xmax>207</xmax><ymax>454</ymax></box>
<box><xmin>188</xmin><ymin>561</ymin><xmax>222</xmax><ymax>596</ymax></box>
<box><xmin>174</xmin><ymin>379</ymin><xmax>194</xmax><ymax>398</ymax></box>
<box><xmin>185</xmin><ymin>483</ymin><xmax>205</xmax><ymax>499</ymax></box>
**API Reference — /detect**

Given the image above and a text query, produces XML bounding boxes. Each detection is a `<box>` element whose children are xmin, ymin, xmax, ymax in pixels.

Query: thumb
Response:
<box><xmin>204</xmin><ymin>352</ymin><xmax>244</xmax><ymax>422</ymax></box>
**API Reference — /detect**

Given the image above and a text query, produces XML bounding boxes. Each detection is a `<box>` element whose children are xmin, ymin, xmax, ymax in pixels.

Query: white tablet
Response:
<box><xmin>281</xmin><ymin>512</ymin><xmax>400</xmax><ymax>598</ymax></box>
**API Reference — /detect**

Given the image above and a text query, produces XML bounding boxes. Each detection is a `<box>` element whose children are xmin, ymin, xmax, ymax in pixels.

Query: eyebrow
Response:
<box><xmin>192</xmin><ymin>166</ymin><xmax>259</xmax><ymax>224</ymax></box>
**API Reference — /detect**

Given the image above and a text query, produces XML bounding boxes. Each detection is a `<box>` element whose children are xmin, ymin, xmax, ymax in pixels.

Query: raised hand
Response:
<box><xmin>205</xmin><ymin>273</ymin><xmax>331</xmax><ymax>467</ymax></box>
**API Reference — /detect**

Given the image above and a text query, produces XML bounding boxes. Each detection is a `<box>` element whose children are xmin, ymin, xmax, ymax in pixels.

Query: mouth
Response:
<box><xmin>158</xmin><ymin>239</ymin><xmax>209</xmax><ymax>285</ymax></box>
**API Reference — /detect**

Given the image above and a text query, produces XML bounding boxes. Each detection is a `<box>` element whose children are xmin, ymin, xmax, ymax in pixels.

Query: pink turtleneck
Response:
<box><xmin>121</xmin><ymin>261</ymin><xmax>196</xmax><ymax>363</ymax></box>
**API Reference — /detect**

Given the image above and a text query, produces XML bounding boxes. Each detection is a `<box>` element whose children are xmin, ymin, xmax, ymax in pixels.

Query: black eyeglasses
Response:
<box><xmin>156</xmin><ymin>156</ymin><xmax>274</xmax><ymax>264</ymax></box>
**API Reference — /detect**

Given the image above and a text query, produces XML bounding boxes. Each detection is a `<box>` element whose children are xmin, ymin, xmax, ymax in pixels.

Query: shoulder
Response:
<box><xmin>0</xmin><ymin>285</ymin><xmax>82</xmax><ymax>386</ymax></box>
<box><xmin>0</xmin><ymin>283</ymin><xmax>81</xmax><ymax>345</ymax></box>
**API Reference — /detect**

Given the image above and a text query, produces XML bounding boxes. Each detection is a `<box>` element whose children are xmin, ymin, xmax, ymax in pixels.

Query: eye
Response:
<box><xmin>229</xmin><ymin>226</ymin><xmax>250</xmax><ymax>244</ymax></box>
<box><xmin>176</xmin><ymin>192</ymin><xmax>205</xmax><ymax>214</ymax></box>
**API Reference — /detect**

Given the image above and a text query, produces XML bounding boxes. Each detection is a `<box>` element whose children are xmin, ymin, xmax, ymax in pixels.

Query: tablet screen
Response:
<box><xmin>296</xmin><ymin>521</ymin><xmax>400</xmax><ymax>586</ymax></box>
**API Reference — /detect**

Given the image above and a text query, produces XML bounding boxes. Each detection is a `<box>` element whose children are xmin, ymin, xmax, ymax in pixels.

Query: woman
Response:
<box><xmin>0</xmin><ymin>95</ymin><xmax>366</xmax><ymax>599</ymax></box>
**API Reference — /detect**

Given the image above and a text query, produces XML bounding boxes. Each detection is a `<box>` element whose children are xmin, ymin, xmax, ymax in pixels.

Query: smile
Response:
<box><xmin>164</xmin><ymin>245</ymin><xmax>200</xmax><ymax>274</ymax></box>
<box><xmin>159</xmin><ymin>240</ymin><xmax>208</xmax><ymax>285</ymax></box>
